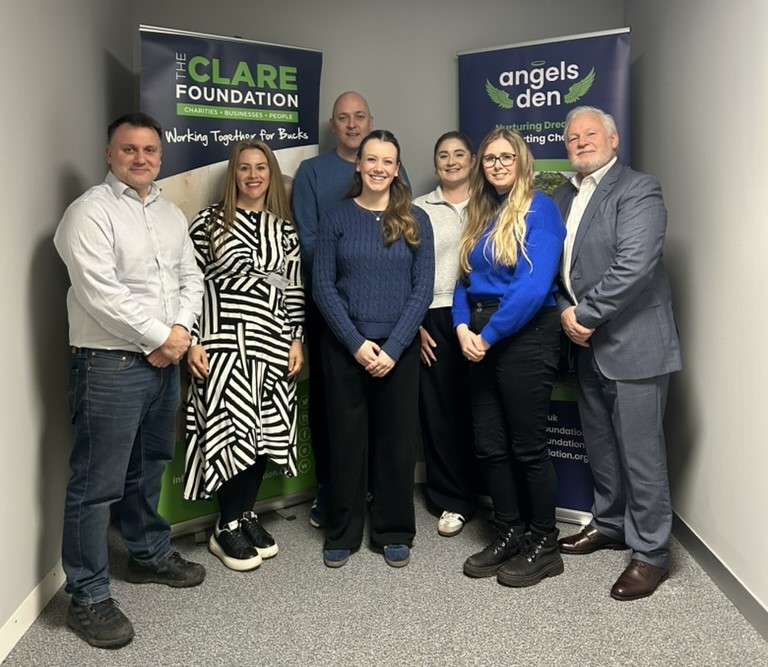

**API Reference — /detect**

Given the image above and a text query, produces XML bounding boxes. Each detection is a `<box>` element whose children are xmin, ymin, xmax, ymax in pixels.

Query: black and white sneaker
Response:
<box><xmin>240</xmin><ymin>511</ymin><xmax>279</xmax><ymax>559</ymax></box>
<box><xmin>67</xmin><ymin>598</ymin><xmax>134</xmax><ymax>649</ymax></box>
<box><xmin>208</xmin><ymin>519</ymin><xmax>262</xmax><ymax>571</ymax></box>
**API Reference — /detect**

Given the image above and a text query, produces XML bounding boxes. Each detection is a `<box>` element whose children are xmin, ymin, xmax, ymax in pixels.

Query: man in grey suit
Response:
<box><xmin>552</xmin><ymin>106</ymin><xmax>682</xmax><ymax>600</ymax></box>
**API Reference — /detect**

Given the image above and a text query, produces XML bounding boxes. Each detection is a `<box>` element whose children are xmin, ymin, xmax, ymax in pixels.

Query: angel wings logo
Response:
<box><xmin>485</xmin><ymin>60</ymin><xmax>596</xmax><ymax>110</ymax></box>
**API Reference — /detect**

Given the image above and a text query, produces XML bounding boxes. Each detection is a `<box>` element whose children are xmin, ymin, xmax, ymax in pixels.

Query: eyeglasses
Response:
<box><xmin>482</xmin><ymin>153</ymin><xmax>517</xmax><ymax>167</ymax></box>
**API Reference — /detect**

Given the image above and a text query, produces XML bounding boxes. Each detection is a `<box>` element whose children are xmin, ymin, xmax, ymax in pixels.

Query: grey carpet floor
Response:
<box><xmin>5</xmin><ymin>490</ymin><xmax>767</xmax><ymax>666</ymax></box>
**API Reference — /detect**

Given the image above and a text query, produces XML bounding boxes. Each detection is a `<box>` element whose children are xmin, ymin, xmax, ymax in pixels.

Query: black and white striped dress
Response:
<box><xmin>184</xmin><ymin>206</ymin><xmax>304</xmax><ymax>500</ymax></box>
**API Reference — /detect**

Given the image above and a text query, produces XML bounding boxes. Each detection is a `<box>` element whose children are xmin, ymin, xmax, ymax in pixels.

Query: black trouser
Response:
<box><xmin>468</xmin><ymin>304</ymin><xmax>560</xmax><ymax>536</ymax></box>
<box><xmin>419</xmin><ymin>307</ymin><xmax>477</xmax><ymax>517</ymax></box>
<box><xmin>305</xmin><ymin>290</ymin><xmax>331</xmax><ymax>485</ymax></box>
<box><xmin>321</xmin><ymin>332</ymin><xmax>419</xmax><ymax>550</ymax></box>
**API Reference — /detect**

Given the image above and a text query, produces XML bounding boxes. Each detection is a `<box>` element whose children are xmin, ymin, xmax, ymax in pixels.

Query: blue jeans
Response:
<box><xmin>62</xmin><ymin>349</ymin><xmax>180</xmax><ymax>604</ymax></box>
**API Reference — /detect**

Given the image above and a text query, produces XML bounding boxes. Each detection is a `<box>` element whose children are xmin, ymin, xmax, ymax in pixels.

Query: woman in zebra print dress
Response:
<box><xmin>184</xmin><ymin>140</ymin><xmax>304</xmax><ymax>571</ymax></box>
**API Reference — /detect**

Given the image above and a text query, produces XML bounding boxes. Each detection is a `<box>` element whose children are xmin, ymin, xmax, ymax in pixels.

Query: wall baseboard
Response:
<box><xmin>0</xmin><ymin>561</ymin><xmax>65</xmax><ymax>663</ymax></box>
<box><xmin>673</xmin><ymin>513</ymin><xmax>768</xmax><ymax>641</ymax></box>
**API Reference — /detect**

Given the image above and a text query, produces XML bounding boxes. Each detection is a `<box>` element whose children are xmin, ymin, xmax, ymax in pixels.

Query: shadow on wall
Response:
<box><xmin>663</xmin><ymin>233</ymin><xmax>700</xmax><ymax>513</ymax></box>
<box><xmin>30</xmin><ymin>167</ymin><xmax>90</xmax><ymax>581</ymax></box>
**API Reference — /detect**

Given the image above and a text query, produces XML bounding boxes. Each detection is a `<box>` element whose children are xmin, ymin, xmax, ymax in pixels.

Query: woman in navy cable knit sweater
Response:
<box><xmin>453</xmin><ymin>128</ymin><xmax>565</xmax><ymax>588</ymax></box>
<box><xmin>313</xmin><ymin>130</ymin><xmax>434</xmax><ymax>569</ymax></box>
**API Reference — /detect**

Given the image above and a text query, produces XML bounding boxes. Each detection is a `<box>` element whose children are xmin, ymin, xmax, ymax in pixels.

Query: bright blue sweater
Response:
<box><xmin>452</xmin><ymin>191</ymin><xmax>565</xmax><ymax>346</ymax></box>
<box><xmin>313</xmin><ymin>199</ymin><xmax>434</xmax><ymax>361</ymax></box>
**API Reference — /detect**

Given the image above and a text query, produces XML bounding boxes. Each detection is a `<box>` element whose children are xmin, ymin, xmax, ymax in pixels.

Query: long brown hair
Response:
<box><xmin>347</xmin><ymin>130</ymin><xmax>420</xmax><ymax>247</ymax></box>
<box><xmin>459</xmin><ymin>128</ymin><xmax>535</xmax><ymax>277</ymax></box>
<box><xmin>208</xmin><ymin>140</ymin><xmax>292</xmax><ymax>249</ymax></box>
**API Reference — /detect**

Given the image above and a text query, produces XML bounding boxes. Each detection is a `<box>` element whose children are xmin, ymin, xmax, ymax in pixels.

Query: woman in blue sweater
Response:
<box><xmin>313</xmin><ymin>130</ymin><xmax>434</xmax><ymax>569</ymax></box>
<box><xmin>453</xmin><ymin>128</ymin><xmax>565</xmax><ymax>587</ymax></box>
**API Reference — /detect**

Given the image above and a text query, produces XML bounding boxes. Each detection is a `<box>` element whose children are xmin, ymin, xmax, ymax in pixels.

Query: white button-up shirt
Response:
<box><xmin>561</xmin><ymin>157</ymin><xmax>617</xmax><ymax>303</ymax></box>
<box><xmin>54</xmin><ymin>171</ymin><xmax>203</xmax><ymax>353</ymax></box>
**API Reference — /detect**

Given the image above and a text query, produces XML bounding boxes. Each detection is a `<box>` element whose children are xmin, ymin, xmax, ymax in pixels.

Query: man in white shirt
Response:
<box><xmin>54</xmin><ymin>112</ymin><xmax>205</xmax><ymax>649</ymax></box>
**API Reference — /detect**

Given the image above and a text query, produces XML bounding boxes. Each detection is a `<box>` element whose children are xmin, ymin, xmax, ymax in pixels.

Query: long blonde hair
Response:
<box><xmin>459</xmin><ymin>129</ymin><xmax>535</xmax><ymax>277</ymax></box>
<box><xmin>208</xmin><ymin>140</ymin><xmax>293</xmax><ymax>251</ymax></box>
<box><xmin>347</xmin><ymin>130</ymin><xmax>420</xmax><ymax>247</ymax></box>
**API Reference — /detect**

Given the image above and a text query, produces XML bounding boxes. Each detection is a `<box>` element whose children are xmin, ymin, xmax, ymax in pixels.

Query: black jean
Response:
<box><xmin>468</xmin><ymin>304</ymin><xmax>560</xmax><ymax>535</ymax></box>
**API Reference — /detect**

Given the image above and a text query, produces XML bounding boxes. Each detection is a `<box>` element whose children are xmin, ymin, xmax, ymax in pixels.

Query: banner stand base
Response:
<box><xmin>556</xmin><ymin>507</ymin><xmax>592</xmax><ymax>526</ymax></box>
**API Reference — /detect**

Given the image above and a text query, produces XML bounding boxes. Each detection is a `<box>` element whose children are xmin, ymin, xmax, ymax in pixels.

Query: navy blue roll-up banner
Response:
<box><xmin>458</xmin><ymin>29</ymin><xmax>631</xmax><ymax>520</ymax></box>
<box><xmin>139</xmin><ymin>26</ymin><xmax>322</xmax><ymax>528</ymax></box>
<box><xmin>458</xmin><ymin>28</ymin><xmax>630</xmax><ymax>175</ymax></box>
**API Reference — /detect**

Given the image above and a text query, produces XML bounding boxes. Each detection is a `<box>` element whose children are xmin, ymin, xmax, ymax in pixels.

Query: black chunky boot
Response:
<box><xmin>463</xmin><ymin>525</ymin><xmax>525</xmax><ymax>578</ymax></box>
<box><xmin>497</xmin><ymin>529</ymin><xmax>564</xmax><ymax>587</ymax></box>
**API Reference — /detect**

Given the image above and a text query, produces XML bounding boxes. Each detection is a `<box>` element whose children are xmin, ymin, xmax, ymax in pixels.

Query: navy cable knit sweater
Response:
<box><xmin>313</xmin><ymin>199</ymin><xmax>435</xmax><ymax>361</ymax></box>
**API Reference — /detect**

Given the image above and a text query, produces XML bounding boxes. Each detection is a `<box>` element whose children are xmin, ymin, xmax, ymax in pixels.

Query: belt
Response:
<box><xmin>70</xmin><ymin>346</ymin><xmax>144</xmax><ymax>359</ymax></box>
<box><xmin>472</xmin><ymin>300</ymin><xmax>500</xmax><ymax>311</ymax></box>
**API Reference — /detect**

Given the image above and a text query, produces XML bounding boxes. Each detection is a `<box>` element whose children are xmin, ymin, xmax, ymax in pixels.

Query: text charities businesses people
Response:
<box><xmin>291</xmin><ymin>91</ymin><xmax>374</xmax><ymax>527</ymax></box>
<box><xmin>54</xmin><ymin>112</ymin><xmax>206</xmax><ymax>649</ymax></box>
<box><xmin>553</xmin><ymin>106</ymin><xmax>682</xmax><ymax>601</ymax></box>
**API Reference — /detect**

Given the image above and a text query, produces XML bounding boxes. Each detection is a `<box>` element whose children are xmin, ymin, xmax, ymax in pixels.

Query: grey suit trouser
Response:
<box><xmin>575</xmin><ymin>347</ymin><xmax>673</xmax><ymax>568</ymax></box>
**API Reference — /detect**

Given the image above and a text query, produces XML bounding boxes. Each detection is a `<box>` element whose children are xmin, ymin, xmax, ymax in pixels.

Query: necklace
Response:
<box><xmin>355</xmin><ymin>198</ymin><xmax>384</xmax><ymax>222</ymax></box>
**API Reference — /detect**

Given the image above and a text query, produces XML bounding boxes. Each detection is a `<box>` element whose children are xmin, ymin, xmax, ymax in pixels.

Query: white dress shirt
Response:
<box><xmin>54</xmin><ymin>171</ymin><xmax>203</xmax><ymax>353</ymax></box>
<box><xmin>561</xmin><ymin>157</ymin><xmax>617</xmax><ymax>303</ymax></box>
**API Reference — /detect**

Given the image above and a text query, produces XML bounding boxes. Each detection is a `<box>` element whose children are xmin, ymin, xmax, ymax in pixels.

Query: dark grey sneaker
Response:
<box><xmin>497</xmin><ymin>530</ymin><xmax>564</xmax><ymax>587</ymax></box>
<box><xmin>240</xmin><ymin>511</ymin><xmax>278</xmax><ymax>559</ymax></box>
<box><xmin>126</xmin><ymin>550</ymin><xmax>206</xmax><ymax>588</ymax></box>
<box><xmin>67</xmin><ymin>598</ymin><xmax>134</xmax><ymax>649</ymax></box>
<box><xmin>463</xmin><ymin>525</ymin><xmax>525</xmax><ymax>578</ymax></box>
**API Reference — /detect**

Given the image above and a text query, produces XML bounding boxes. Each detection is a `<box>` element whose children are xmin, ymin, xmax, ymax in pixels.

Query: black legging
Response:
<box><xmin>216</xmin><ymin>456</ymin><xmax>269</xmax><ymax>526</ymax></box>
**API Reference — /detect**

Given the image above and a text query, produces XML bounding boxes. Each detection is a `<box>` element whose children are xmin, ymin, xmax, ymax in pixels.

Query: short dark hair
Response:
<box><xmin>107</xmin><ymin>112</ymin><xmax>162</xmax><ymax>143</ymax></box>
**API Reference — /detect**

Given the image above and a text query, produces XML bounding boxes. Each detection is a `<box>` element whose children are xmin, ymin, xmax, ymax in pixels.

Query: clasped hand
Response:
<box><xmin>456</xmin><ymin>324</ymin><xmax>489</xmax><ymax>362</ymax></box>
<box><xmin>560</xmin><ymin>306</ymin><xmax>594</xmax><ymax>347</ymax></box>
<box><xmin>147</xmin><ymin>325</ymin><xmax>192</xmax><ymax>368</ymax></box>
<box><xmin>354</xmin><ymin>340</ymin><xmax>395</xmax><ymax>378</ymax></box>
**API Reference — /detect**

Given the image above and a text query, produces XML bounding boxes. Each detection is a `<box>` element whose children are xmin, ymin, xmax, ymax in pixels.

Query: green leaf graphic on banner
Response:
<box><xmin>564</xmin><ymin>68</ymin><xmax>596</xmax><ymax>103</ymax></box>
<box><xmin>485</xmin><ymin>80</ymin><xmax>514</xmax><ymax>109</ymax></box>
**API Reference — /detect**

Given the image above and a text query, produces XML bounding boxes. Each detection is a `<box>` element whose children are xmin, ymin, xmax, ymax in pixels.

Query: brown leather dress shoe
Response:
<box><xmin>558</xmin><ymin>526</ymin><xmax>627</xmax><ymax>554</ymax></box>
<box><xmin>610</xmin><ymin>559</ymin><xmax>669</xmax><ymax>601</ymax></box>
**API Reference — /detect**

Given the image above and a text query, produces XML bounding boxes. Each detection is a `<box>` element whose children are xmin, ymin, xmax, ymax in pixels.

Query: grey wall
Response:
<box><xmin>626</xmin><ymin>0</ymin><xmax>768</xmax><ymax>612</ymax></box>
<box><xmin>0</xmin><ymin>0</ymin><xmax>132</xmax><ymax>648</ymax></box>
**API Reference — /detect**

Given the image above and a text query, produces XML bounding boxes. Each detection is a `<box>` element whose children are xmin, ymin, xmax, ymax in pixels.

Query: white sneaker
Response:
<box><xmin>438</xmin><ymin>511</ymin><xmax>466</xmax><ymax>537</ymax></box>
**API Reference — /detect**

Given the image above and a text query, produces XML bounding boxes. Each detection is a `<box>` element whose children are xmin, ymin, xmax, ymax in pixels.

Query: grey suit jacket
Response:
<box><xmin>553</xmin><ymin>161</ymin><xmax>682</xmax><ymax>381</ymax></box>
